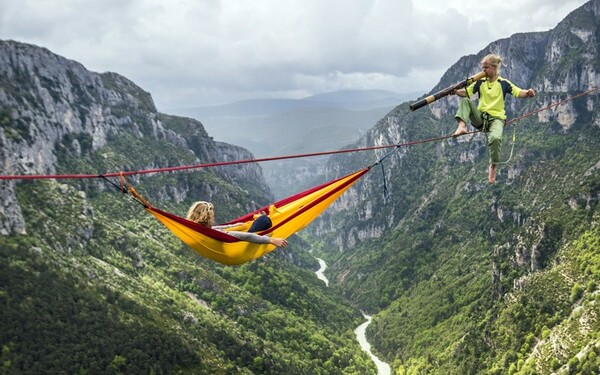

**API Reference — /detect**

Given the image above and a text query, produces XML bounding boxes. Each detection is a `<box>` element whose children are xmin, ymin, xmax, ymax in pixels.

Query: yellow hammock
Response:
<box><xmin>130</xmin><ymin>169</ymin><xmax>369</xmax><ymax>265</ymax></box>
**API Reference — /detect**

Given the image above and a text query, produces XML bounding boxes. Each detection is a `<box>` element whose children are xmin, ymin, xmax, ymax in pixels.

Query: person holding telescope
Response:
<box><xmin>451</xmin><ymin>53</ymin><xmax>536</xmax><ymax>184</ymax></box>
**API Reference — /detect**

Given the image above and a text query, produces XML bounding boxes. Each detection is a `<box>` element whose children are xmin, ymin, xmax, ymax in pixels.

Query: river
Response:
<box><xmin>315</xmin><ymin>258</ymin><xmax>329</xmax><ymax>286</ymax></box>
<box><xmin>315</xmin><ymin>258</ymin><xmax>391</xmax><ymax>375</ymax></box>
<box><xmin>354</xmin><ymin>314</ymin><xmax>391</xmax><ymax>375</ymax></box>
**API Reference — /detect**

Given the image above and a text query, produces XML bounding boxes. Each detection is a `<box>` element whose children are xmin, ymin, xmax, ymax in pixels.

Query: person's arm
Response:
<box><xmin>213</xmin><ymin>223</ymin><xmax>242</xmax><ymax>229</ymax></box>
<box><xmin>452</xmin><ymin>88</ymin><xmax>467</xmax><ymax>97</ymax></box>
<box><xmin>452</xmin><ymin>80</ymin><xmax>476</xmax><ymax>97</ymax></box>
<box><xmin>227</xmin><ymin>231</ymin><xmax>288</xmax><ymax>248</ymax></box>
<box><xmin>518</xmin><ymin>88</ymin><xmax>536</xmax><ymax>98</ymax></box>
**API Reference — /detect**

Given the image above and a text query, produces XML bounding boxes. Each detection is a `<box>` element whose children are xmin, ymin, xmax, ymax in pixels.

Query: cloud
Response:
<box><xmin>0</xmin><ymin>0</ymin><xmax>590</xmax><ymax>109</ymax></box>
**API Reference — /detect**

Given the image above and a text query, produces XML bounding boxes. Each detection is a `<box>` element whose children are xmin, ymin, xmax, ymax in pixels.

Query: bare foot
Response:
<box><xmin>452</xmin><ymin>122</ymin><xmax>468</xmax><ymax>138</ymax></box>
<box><xmin>488</xmin><ymin>164</ymin><xmax>496</xmax><ymax>184</ymax></box>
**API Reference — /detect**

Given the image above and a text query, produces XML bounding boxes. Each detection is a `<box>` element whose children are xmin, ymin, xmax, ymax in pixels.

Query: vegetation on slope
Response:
<box><xmin>0</xmin><ymin>161</ymin><xmax>376</xmax><ymax>374</ymax></box>
<box><xmin>318</xmin><ymin>91</ymin><xmax>600</xmax><ymax>374</ymax></box>
<box><xmin>0</xmin><ymin>67</ymin><xmax>376</xmax><ymax>373</ymax></box>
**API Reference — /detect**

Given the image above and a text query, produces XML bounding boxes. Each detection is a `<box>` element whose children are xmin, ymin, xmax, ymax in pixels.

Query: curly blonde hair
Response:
<box><xmin>186</xmin><ymin>201</ymin><xmax>214</xmax><ymax>227</ymax></box>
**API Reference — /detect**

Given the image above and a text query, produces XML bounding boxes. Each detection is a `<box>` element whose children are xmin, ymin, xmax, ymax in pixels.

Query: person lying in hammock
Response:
<box><xmin>186</xmin><ymin>201</ymin><xmax>288</xmax><ymax>248</ymax></box>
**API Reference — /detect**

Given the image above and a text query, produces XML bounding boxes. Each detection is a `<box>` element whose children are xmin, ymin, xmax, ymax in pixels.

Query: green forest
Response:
<box><xmin>312</xmin><ymin>96</ymin><xmax>600</xmax><ymax>374</ymax></box>
<box><xmin>1</xmin><ymin>177</ymin><xmax>375</xmax><ymax>374</ymax></box>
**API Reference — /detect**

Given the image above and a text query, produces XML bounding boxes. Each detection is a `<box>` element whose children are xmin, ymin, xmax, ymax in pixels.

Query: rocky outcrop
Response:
<box><xmin>0</xmin><ymin>40</ymin><xmax>271</xmax><ymax>234</ymax></box>
<box><xmin>314</xmin><ymin>1</ymin><xmax>600</xmax><ymax>252</ymax></box>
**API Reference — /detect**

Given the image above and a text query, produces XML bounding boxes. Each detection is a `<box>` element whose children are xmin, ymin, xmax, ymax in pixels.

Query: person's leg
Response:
<box><xmin>487</xmin><ymin>118</ymin><xmax>505</xmax><ymax>184</ymax></box>
<box><xmin>248</xmin><ymin>214</ymin><xmax>272</xmax><ymax>233</ymax></box>
<box><xmin>488</xmin><ymin>164</ymin><xmax>497</xmax><ymax>184</ymax></box>
<box><xmin>453</xmin><ymin>99</ymin><xmax>482</xmax><ymax>137</ymax></box>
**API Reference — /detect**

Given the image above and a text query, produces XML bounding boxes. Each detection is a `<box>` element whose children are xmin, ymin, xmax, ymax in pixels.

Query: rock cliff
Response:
<box><xmin>315</xmin><ymin>0</ymin><xmax>600</xmax><ymax>252</ymax></box>
<box><xmin>0</xmin><ymin>40</ymin><xmax>272</xmax><ymax>235</ymax></box>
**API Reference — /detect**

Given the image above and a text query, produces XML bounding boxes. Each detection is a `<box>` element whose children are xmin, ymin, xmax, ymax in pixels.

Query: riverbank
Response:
<box><xmin>314</xmin><ymin>257</ymin><xmax>391</xmax><ymax>374</ymax></box>
<box><xmin>354</xmin><ymin>314</ymin><xmax>391</xmax><ymax>375</ymax></box>
<box><xmin>315</xmin><ymin>258</ymin><xmax>329</xmax><ymax>286</ymax></box>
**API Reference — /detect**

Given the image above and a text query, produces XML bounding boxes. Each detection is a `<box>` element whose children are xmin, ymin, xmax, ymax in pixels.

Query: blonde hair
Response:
<box><xmin>481</xmin><ymin>54</ymin><xmax>504</xmax><ymax>72</ymax></box>
<box><xmin>186</xmin><ymin>201</ymin><xmax>214</xmax><ymax>227</ymax></box>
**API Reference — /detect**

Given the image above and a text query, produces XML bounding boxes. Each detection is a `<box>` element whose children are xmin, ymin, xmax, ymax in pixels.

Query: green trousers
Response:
<box><xmin>455</xmin><ymin>98</ymin><xmax>505</xmax><ymax>164</ymax></box>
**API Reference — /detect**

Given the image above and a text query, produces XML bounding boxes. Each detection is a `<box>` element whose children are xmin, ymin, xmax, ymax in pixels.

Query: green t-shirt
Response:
<box><xmin>466</xmin><ymin>76</ymin><xmax>523</xmax><ymax>119</ymax></box>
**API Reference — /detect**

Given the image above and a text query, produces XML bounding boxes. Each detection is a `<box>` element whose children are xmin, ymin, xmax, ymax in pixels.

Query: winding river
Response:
<box><xmin>315</xmin><ymin>258</ymin><xmax>391</xmax><ymax>375</ymax></box>
<box><xmin>315</xmin><ymin>258</ymin><xmax>329</xmax><ymax>286</ymax></box>
<box><xmin>354</xmin><ymin>314</ymin><xmax>391</xmax><ymax>375</ymax></box>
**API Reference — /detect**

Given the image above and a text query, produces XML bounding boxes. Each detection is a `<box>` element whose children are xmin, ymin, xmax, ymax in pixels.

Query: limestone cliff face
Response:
<box><xmin>0</xmin><ymin>40</ymin><xmax>271</xmax><ymax>235</ymax></box>
<box><xmin>314</xmin><ymin>1</ymin><xmax>600</xmax><ymax>253</ymax></box>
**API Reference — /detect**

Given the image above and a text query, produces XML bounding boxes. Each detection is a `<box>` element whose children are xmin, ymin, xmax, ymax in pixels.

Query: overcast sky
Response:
<box><xmin>0</xmin><ymin>0</ymin><xmax>590</xmax><ymax>110</ymax></box>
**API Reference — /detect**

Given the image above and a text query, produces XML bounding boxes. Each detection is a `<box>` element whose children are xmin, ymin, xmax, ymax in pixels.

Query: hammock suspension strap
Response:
<box><xmin>368</xmin><ymin>145</ymin><xmax>401</xmax><ymax>198</ymax></box>
<box><xmin>100</xmin><ymin>173</ymin><xmax>153</xmax><ymax>208</ymax></box>
<box><xmin>99</xmin><ymin>174</ymin><xmax>127</xmax><ymax>194</ymax></box>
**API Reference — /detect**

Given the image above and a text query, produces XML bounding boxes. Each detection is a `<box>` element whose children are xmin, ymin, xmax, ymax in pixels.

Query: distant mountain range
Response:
<box><xmin>168</xmin><ymin>89</ymin><xmax>419</xmax><ymax>198</ymax></box>
<box><xmin>168</xmin><ymin>89</ymin><xmax>419</xmax><ymax>157</ymax></box>
<box><xmin>171</xmin><ymin>89</ymin><xmax>419</xmax><ymax>118</ymax></box>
